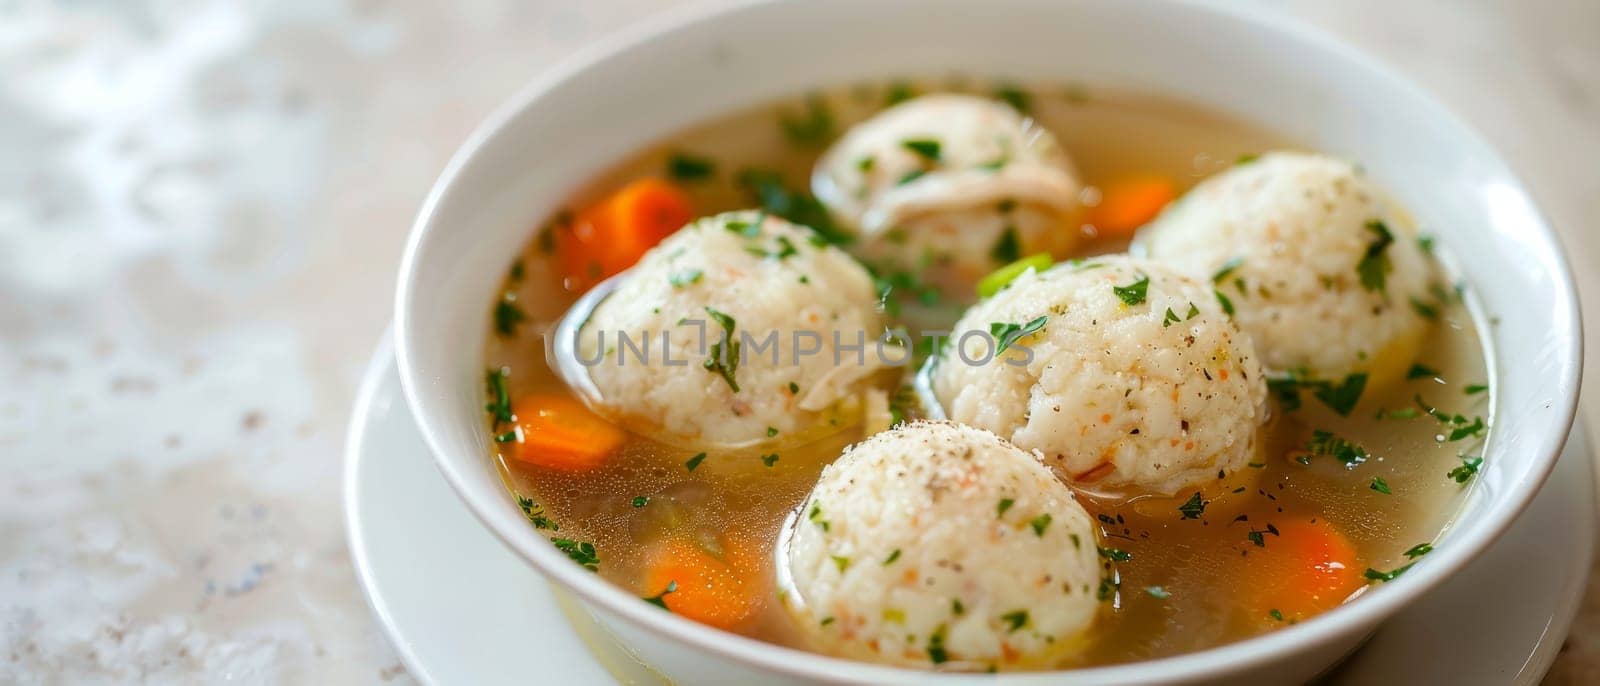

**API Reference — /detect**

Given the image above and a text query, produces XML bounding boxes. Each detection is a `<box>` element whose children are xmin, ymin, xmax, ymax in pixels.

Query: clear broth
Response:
<box><xmin>483</xmin><ymin>80</ymin><xmax>1491</xmax><ymax>668</ymax></box>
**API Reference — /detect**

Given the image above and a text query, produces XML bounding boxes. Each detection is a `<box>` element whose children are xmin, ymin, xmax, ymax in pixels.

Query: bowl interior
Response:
<box><xmin>395</xmin><ymin>0</ymin><xmax>1579</xmax><ymax>682</ymax></box>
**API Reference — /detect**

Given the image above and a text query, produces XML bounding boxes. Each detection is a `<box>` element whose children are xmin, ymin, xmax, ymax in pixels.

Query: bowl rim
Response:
<box><xmin>394</xmin><ymin>0</ymin><xmax>1583</xmax><ymax>682</ymax></box>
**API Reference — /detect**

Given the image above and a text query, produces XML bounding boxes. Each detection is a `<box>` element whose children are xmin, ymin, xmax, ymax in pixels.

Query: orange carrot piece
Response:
<box><xmin>1236</xmin><ymin>518</ymin><xmax>1362</xmax><ymax>624</ymax></box>
<box><xmin>642</xmin><ymin>536</ymin><xmax>762</xmax><ymax>630</ymax></box>
<box><xmin>1087</xmin><ymin>177</ymin><xmax>1177</xmax><ymax>237</ymax></box>
<box><xmin>504</xmin><ymin>393</ymin><xmax>625</xmax><ymax>471</ymax></box>
<box><xmin>558</xmin><ymin>177</ymin><xmax>694</xmax><ymax>291</ymax></box>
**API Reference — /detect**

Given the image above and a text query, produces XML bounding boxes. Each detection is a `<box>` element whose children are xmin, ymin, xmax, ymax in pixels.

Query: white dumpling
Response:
<box><xmin>813</xmin><ymin>94</ymin><xmax>1082</xmax><ymax>299</ymax></box>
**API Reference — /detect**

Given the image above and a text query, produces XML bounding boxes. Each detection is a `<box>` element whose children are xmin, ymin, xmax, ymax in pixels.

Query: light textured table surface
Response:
<box><xmin>1</xmin><ymin>0</ymin><xmax>1595</xmax><ymax>683</ymax></box>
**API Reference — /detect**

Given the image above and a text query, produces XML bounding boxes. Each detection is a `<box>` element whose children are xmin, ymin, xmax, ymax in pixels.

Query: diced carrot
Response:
<box><xmin>641</xmin><ymin>534</ymin><xmax>763</xmax><ymax>630</ymax></box>
<box><xmin>1235</xmin><ymin>518</ymin><xmax>1362</xmax><ymax>625</ymax></box>
<box><xmin>1086</xmin><ymin>177</ymin><xmax>1177</xmax><ymax>237</ymax></box>
<box><xmin>504</xmin><ymin>393</ymin><xmax>626</xmax><ymax>471</ymax></box>
<box><xmin>558</xmin><ymin>177</ymin><xmax>694</xmax><ymax>291</ymax></box>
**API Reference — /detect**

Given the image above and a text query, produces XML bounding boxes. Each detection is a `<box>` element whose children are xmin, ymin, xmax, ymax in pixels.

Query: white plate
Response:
<box><xmin>345</xmin><ymin>335</ymin><xmax>1594</xmax><ymax>685</ymax></box>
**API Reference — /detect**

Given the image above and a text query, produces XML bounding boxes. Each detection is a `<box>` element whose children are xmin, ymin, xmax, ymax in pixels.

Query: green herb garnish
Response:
<box><xmin>685</xmin><ymin>452</ymin><xmax>707</xmax><ymax>471</ymax></box>
<box><xmin>1098</xmin><ymin>547</ymin><xmax>1132</xmax><ymax>562</ymax></box>
<box><xmin>669</xmin><ymin>269</ymin><xmax>704</xmax><ymax>287</ymax></box>
<box><xmin>1215</xmin><ymin>289</ymin><xmax>1235</xmax><ymax>316</ymax></box>
<box><xmin>702</xmin><ymin>306</ymin><xmax>741</xmax><ymax>392</ymax></box>
<box><xmin>1448</xmin><ymin>456</ymin><xmax>1484</xmax><ymax>483</ymax></box>
<box><xmin>901</xmin><ymin>138</ymin><xmax>942</xmax><ymax>162</ymax></box>
<box><xmin>553</xmin><ymin>538</ymin><xmax>600</xmax><ymax>571</ymax></box>
<box><xmin>991</xmin><ymin>227</ymin><xmax>1021</xmax><ymax>263</ymax></box>
<box><xmin>990</xmin><ymin>315</ymin><xmax>1049</xmax><ymax>354</ymax></box>
<box><xmin>1357</xmin><ymin>220</ymin><xmax>1395</xmax><ymax>292</ymax></box>
<box><xmin>1364</xmin><ymin>564</ymin><xmax>1413</xmax><ymax>583</ymax></box>
<box><xmin>643</xmin><ymin>581</ymin><xmax>677</xmax><ymax>609</ymax></box>
<box><xmin>779</xmin><ymin>96</ymin><xmax>835</xmax><ymax>145</ymax></box>
<box><xmin>667</xmin><ymin>153</ymin><xmax>715</xmax><ymax>181</ymax></box>
<box><xmin>1029</xmin><ymin>513</ymin><xmax>1052</xmax><ymax>536</ymax></box>
<box><xmin>1211</xmin><ymin>257</ymin><xmax>1244</xmax><ymax>283</ymax></box>
<box><xmin>1178</xmin><ymin>492</ymin><xmax>1206</xmax><ymax>519</ymax></box>
<box><xmin>494</xmin><ymin>296</ymin><xmax>527</xmax><ymax>337</ymax></box>
<box><xmin>1404</xmin><ymin>543</ymin><xmax>1434</xmax><ymax>559</ymax></box>
<box><xmin>485</xmin><ymin>367</ymin><xmax>513</xmax><ymax>423</ymax></box>
<box><xmin>1114</xmin><ymin>276</ymin><xmax>1150</xmax><ymax>306</ymax></box>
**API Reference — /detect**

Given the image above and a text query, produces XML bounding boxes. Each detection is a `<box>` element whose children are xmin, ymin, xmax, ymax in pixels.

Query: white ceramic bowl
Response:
<box><xmin>394</xmin><ymin>1</ymin><xmax>1582</xmax><ymax>683</ymax></box>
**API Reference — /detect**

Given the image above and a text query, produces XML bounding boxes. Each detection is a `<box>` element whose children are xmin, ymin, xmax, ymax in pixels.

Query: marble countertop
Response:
<box><xmin>1</xmin><ymin>0</ymin><xmax>1595</xmax><ymax>683</ymax></box>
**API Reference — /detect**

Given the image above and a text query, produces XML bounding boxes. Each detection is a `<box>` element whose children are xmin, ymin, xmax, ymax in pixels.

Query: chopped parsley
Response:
<box><xmin>1404</xmin><ymin>543</ymin><xmax>1434</xmax><ymax>559</ymax></box>
<box><xmin>1306</xmin><ymin>429</ymin><xmax>1369</xmax><ymax>466</ymax></box>
<box><xmin>901</xmin><ymin>138</ymin><xmax>942</xmax><ymax>162</ymax></box>
<box><xmin>897</xmin><ymin>169</ymin><xmax>928</xmax><ymax>186</ymax></box>
<box><xmin>997</xmin><ymin>498</ymin><xmax>1015</xmax><ymax>518</ymax></box>
<box><xmin>494</xmin><ymin>296</ymin><xmax>527</xmax><ymax>337</ymax></box>
<box><xmin>1186</xmin><ymin>302</ymin><xmax>1200</xmax><ymax>319</ymax></box>
<box><xmin>1178</xmin><ymin>492</ymin><xmax>1206</xmax><ymax>519</ymax></box>
<box><xmin>702</xmin><ymin>306</ymin><xmax>741</xmax><ymax>392</ymax></box>
<box><xmin>831</xmin><ymin>555</ymin><xmax>851</xmax><ymax>572</ymax></box>
<box><xmin>779</xmin><ymin>96</ymin><xmax>835</xmax><ymax>145</ymax></box>
<box><xmin>1237</xmin><ymin>154</ymin><xmax>1260</xmax><ymax>165</ymax></box>
<box><xmin>991</xmin><ymin>227</ymin><xmax>1022</xmax><ymax>263</ymax></box>
<box><xmin>1269</xmin><ymin>608</ymin><xmax>1284</xmax><ymax>621</ymax></box>
<box><xmin>484</xmin><ymin>367</ymin><xmax>513</xmax><ymax>423</ymax></box>
<box><xmin>808</xmin><ymin>502</ymin><xmax>830</xmax><ymax>532</ymax></box>
<box><xmin>1448</xmin><ymin>456</ymin><xmax>1483</xmax><ymax>483</ymax></box>
<box><xmin>766</xmin><ymin>426</ymin><xmax>779</xmax><ymax>438</ymax></box>
<box><xmin>642</xmin><ymin>581</ymin><xmax>677</xmax><ymax>609</ymax></box>
<box><xmin>1000</xmin><ymin>609</ymin><xmax>1029</xmax><ymax>633</ymax></box>
<box><xmin>1464</xmin><ymin>383</ymin><xmax>1489</xmax><ymax>395</ymax></box>
<box><xmin>517</xmin><ymin>496</ymin><xmax>558</xmax><ymax>530</ymax></box>
<box><xmin>1357</xmin><ymin>220</ymin><xmax>1395</xmax><ymax>292</ymax></box>
<box><xmin>1364</xmin><ymin>563</ymin><xmax>1413</xmax><ymax>583</ymax></box>
<box><xmin>1113</xmin><ymin>276</ymin><xmax>1150</xmax><ymax>306</ymax></box>
<box><xmin>553</xmin><ymin>538</ymin><xmax>600</xmax><ymax>571</ymax></box>
<box><xmin>667</xmin><ymin>153</ymin><xmax>715</xmax><ymax>181</ymax></box>
<box><xmin>744</xmin><ymin>235</ymin><xmax>800</xmax><ymax>260</ymax></box>
<box><xmin>1406</xmin><ymin>363</ymin><xmax>1440</xmax><ymax>380</ymax></box>
<box><xmin>1098</xmin><ymin>546</ymin><xmax>1132</xmax><ymax>562</ymax></box>
<box><xmin>685</xmin><ymin>452</ymin><xmax>707</xmax><ymax>471</ymax></box>
<box><xmin>1448</xmin><ymin>416</ymin><xmax>1486</xmax><ymax>441</ymax></box>
<box><xmin>994</xmin><ymin>84</ymin><xmax>1030</xmax><ymax>113</ymax></box>
<box><xmin>927</xmin><ymin>625</ymin><xmax>949</xmax><ymax>664</ymax></box>
<box><xmin>1314</xmin><ymin>373</ymin><xmax>1368</xmax><ymax>416</ymax></box>
<box><xmin>668</xmin><ymin>269</ymin><xmax>704</xmax><ymax>287</ymax></box>
<box><xmin>1370</xmin><ymin>477</ymin><xmax>1391</xmax><ymax>494</ymax></box>
<box><xmin>494</xmin><ymin>430</ymin><xmax>518</xmax><ymax>443</ymax></box>
<box><xmin>1214</xmin><ymin>288</ymin><xmax>1235</xmax><ymax>316</ymax></box>
<box><xmin>1211</xmin><ymin>257</ymin><xmax>1244</xmax><ymax>283</ymax></box>
<box><xmin>761</xmin><ymin>453</ymin><xmax>780</xmax><ymax>467</ymax></box>
<box><xmin>1029</xmin><ymin>513</ymin><xmax>1052</xmax><ymax>536</ymax></box>
<box><xmin>1410</xmin><ymin>296</ymin><xmax>1440</xmax><ymax>320</ymax></box>
<box><xmin>736</xmin><ymin>169</ymin><xmax>852</xmax><ymax>245</ymax></box>
<box><xmin>1163</xmin><ymin>307</ymin><xmax>1182</xmax><ymax>328</ymax></box>
<box><xmin>884</xmin><ymin>549</ymin><xmax>902</xmax><ymax>565</ymax></box>
<box><xmin>990</xmin><ymin>315</ymin><xmax>1049</xmax><ymax>354</ymax></box>
<box><xmin>632</xmin><ymin>496</ymin><xmax>649</xmax><ymax>508</ymax></box>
